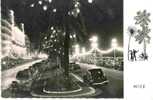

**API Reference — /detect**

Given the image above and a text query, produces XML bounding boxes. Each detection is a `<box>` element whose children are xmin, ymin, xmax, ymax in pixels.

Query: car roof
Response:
<box><xmin>81</xmin><ymin>65</ymin><xmax>103</xmax><ymax>72</ymax></box>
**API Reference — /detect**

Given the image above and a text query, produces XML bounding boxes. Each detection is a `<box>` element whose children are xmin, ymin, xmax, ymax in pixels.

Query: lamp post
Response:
<box><xmin>90</xmin><ymin>36</ymin><xmax>98</xmax><ymax>65</ymax></box>
<box><xmin>82</xmin><ymin>47</ymin><xmax>86</xmax><ymax>54</ymax></box>
<box><xmin>111</xmin><ymin>38</ymin><xmax>118</xmax><ymax>66</ymax></box>
<box><xmin>75</xmin><ymin>44</ymin><xmax>79</xmax><ymax>55</ymax></box>
<box><xmin>90</xmin><ymin>36</ymin><xmax>98</xmax><ymax>49</ymax></box>
<box><xmin>82</xmin><ymin>47</ymin><xmax>86</xmax><ymax>62</ymax></box>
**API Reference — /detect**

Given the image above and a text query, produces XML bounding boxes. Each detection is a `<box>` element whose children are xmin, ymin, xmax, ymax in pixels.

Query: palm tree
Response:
<box><xmin>127</xmin><ymin>26</ymin><xmax>137</xmax><ymax>60</ymax></box>
<box><xmin>39</xmin><ymin>0</ymin><xmax>88</xmax><ymax>78</ymax></box>
<box><xmin>134</xmin><ymin>10</ymin><xmax>151</xmax><ymax>58</ymax></box>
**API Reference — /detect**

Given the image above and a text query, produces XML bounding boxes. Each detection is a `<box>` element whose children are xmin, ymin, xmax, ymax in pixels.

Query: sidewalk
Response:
<box><xmin>1</xmin><ymin>58</ymin><xmax>45</xmax><ymax>90</ymax></box>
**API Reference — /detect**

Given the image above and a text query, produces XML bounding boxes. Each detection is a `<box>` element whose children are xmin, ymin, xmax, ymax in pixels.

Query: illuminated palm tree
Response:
<box><xmin>38</xmin><ymin>0</ymin><xmax>88</xmax><ymax>77</ymax></box>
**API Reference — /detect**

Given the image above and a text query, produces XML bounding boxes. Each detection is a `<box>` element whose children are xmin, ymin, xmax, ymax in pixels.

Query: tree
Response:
<box><xmin>39</xmin><ymin>0</ymin><xmax>88</xmax><ymax>77</ymax></box>
<box><xmin>134</xmin><ymin>10</ymin><xmax>151</xmax><ymax>59</ymax></box>
<box><xmin>41</xmin><ymin>27</ymin><xmax>65</xmax><ymax>67</ymax></box>
<box><xmin>127</xmin><ymin>26</ymin><xmax>137</xmax><ymax>60</ymax></box>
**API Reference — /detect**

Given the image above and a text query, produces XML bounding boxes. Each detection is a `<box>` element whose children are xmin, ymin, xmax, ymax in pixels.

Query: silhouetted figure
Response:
<box><xmin>133</xmin><ymin>49</ymin><xmax>138</xmax><ymax>61</ymax></box>
<box><xmin>129</xmin><ymin>50</ymin><xmax>134</xmax><ymax>61</ymax></box>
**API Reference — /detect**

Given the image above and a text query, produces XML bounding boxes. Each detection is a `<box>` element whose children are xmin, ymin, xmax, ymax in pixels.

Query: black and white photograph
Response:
<box><xmin>6</xmin><ymin>0</ymin><xmax>153</xmax><ymax>99</ymax></box>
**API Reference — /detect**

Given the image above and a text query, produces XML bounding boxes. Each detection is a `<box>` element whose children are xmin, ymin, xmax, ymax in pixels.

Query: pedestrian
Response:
<box><xmin>133</xmin><ymin>49</ymin><xmax>138</xmax><ymax>61</ymax></box>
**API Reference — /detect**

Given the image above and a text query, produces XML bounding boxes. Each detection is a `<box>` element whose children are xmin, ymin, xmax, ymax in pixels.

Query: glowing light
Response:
<box><xmin>30</xmin><ymin>4</ymin><xmax>34</xmax><ymax>7</ymax></box>
<box><xmin>10</xmin><ymin>10</ymin><xmax>14</xmax><ymax>17</ymax></box>
<box><xmin>88</xmin><ymin>0</ymin><xmax>93</xmax><ymax>3</ymax></box>
<box><xmin>48</xmin><ymin>0</ymin><xmax>52</xmax><ymax>3</ymax></box>
<box><xmin>51</xmin><ymin>26</ymin><xmax>54</xmax><ymax>30</ymax></box>
<box><xmin>71</xmin><ymin>37</ymin><xmax>123</xmax><ymax>59</ymax></box>
<box><xmin>72</xmin><ymin>46</ymin><xmax>123</xmax><ymax>59</ymax></box>
<box><xmin>71</xmin><ymin>11</ymin><xmax>74</xmax><ymax>15</ymax></box>
<box><xmin>68</xmin><ymin>11</ymin><xmax>71</xmax><ymax>15</ymax></box>
<box><xmin>38</xmin><ymin>53</ymin><xmax>48</xmax><ymax>58</ymax></box>
<box><xmin>50</xmin><ymin>35</ymin><xmax>53</xmax><ymax>38</ymax></box>
<box><xmin>96</xmin><ymin>48</ymin><xmax>113</xmax><ymax>54</ymax></box>
<box><xmin>43</xmin><ymin>5</ymin><xmax>48</xmax><ymax>11</ymax></box>
<box><xmin>53</xmin><ymin>8</ymin><xmax>57</xmax><ymax>12</ymax></box>
<box><xmin>82</xmin><ymin>47</ymin><xmax>86</xmax><ymax>53</ymax></box>
<box><xmin>75</xmin><ymin>4</ymin><xmax>78</xmax><ymax>7</ymax></box>
<box><xmin>76</xmin><ymin>2</ymin><xmax>80</xmax><ymax>5</ymax></box>
<box><xmin>70</xmin><ymin>35</ymin><xmax>73</xmax><ymax>39</ymax></box>
<box><xmin>91</xmin><ymin>42</ymin><xmax>98</xmax><ymax>49</ymax></box>
<box><xmin>38</xmin><ymin>1</ymin><xmax>42</xmax><ymax>5</ymax></box>
<box><xmin>2</xmin><ymin>61</ymin><xmax>6</xmax><ymax>65</ymax></box>
<box><xmin>73</xmin><ymin>34</ymin><xmax>76</xmax><ymax>38</ymax></box>
<box><xmin>111</xmin><ymin>38</ymin><xmax>118</xmax><ymax>48</ymax></box>
<box><xmin>75</xmin><ymin>44</ymin><xmax>80</xmax><ymax>55</ymax></box>
<box><xmin>44</xmin><ymin>37</ymin><xmax>47</xmax><ymax>39</ymax></box>
<box><xmin>90</xmin><ymin>36</ymin><xmax>98</xmax><ymax>49</ymax></box>
<box><xmin>53</xmin><ymin>30</ymin><xmax>56</xmax><ymax>33</ymax></box>
<box><xmin>76</xmin><ymin>8</ymin><xmax>80</xmax><ymax>13</ymax></box>
<box><xmin>90</xmin><ymin>36</ymin><xmax>98</xmax><ymax>43</ymax></box>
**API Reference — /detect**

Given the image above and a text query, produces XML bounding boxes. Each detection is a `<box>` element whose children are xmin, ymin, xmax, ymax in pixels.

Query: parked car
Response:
<box><xmin>69</xmin><ymin>62</ymin><xmax>81</xmax><ymax>73</ymax></box>
<box><xmin>70</xmin><ymin>63</ymin><xmax>109</xmax><ymax>86</ymax></box>
<box><xmin>82</xmin><ymin>67</ymin><xmax>109</xmax><ymax>86</ymax></box>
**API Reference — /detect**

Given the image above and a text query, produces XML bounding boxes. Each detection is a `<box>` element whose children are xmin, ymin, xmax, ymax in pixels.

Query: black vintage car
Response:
<box><xmin>83</xmin><ymin>68</ymin><xmax>109</xmax><ymax>86</ymax></box>
<box><xmin>70</xmin><ymin>63</ymin><xmax>109</xmax><ymax>86</ymax></box>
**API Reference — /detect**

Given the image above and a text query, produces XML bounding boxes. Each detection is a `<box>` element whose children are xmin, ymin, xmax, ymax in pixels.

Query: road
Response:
<box><xmin>1</xmin><ymin>59</ymin><xmax>45</xmax><ymax>90</ymax></box>
<box><xmin>77</xmin><ymin>63</ymin><xmax>123</xmax><ymax>98</ymax></box>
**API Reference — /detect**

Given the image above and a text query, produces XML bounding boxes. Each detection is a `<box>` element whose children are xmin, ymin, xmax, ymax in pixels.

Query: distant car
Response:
<box><xmin>69</xmin><ymin>62</ymin><xmax>81</xmax><ymax>73</ymax></box>
<box><xmin>82</xmin><ymin>67</ymin><xmax>109</xmax><ymax>86</ymax></box>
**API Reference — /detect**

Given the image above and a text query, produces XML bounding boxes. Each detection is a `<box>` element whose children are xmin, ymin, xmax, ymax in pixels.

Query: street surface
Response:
<box><xmin>1</xmin><ymin>60</ymin><xmax>123</xmax><ymax>98</ymax></box>
<box><xmin>78</xmin><ymin>63</ymin><xmax>123</xmax><ymax>98</ymax></box>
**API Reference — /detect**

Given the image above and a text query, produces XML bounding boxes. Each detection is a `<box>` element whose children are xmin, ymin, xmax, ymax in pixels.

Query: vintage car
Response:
<box><xmin>83</xmin><ymin>67</ymin><xmax>109</xmax><ymax>86</ymax></box>
<box><xmin>70</xmin><ymin>63</ymin><xmax>109</xmax><ymax>86</ymax></box>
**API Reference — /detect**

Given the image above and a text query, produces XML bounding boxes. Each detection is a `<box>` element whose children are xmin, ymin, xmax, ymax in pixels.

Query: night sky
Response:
<box><xmin>2</xmin><ymin>0</ymin><xmax>123</xmax><ymax>50</ymax></box>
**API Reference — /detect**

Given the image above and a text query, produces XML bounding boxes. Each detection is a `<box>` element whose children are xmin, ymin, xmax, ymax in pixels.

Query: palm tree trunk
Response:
<box><xmin>144</xmin><ymin>39</ymin><xmax>146</xmax><ymax>56</ymax></box>
<box><xmin>128</xmin><ymin>36</ymin><xmax>131</xmax><ymax>60</ymax></box>
<box><xmin>63</xmin><ymin>24</ymin><xmax>70</xmax><ymax>77</ymax></box>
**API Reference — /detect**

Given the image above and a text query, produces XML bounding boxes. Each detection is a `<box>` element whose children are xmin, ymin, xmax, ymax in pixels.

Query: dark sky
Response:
<box><xmin>2</xmin><ymin>0</ymin><xmax>123</xmax><ymax>50</ymax></box>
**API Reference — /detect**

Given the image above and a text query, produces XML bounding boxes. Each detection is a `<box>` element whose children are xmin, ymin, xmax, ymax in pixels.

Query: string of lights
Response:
<box><xmin>72</xmin><ymin>36</ymin><xmax>123</xmax><ymax>58</ymax></box>
<box><xmin>73</xmin><ymin>46</ymin><xmax>123</xmax><ymax>57</ymax></box>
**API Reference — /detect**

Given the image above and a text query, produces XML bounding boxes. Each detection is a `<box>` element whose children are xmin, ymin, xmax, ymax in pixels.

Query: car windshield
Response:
<box><xmin>88</xmin><ymin>69</ymin><xmax>104</xmax><ymax>82</ymax></box>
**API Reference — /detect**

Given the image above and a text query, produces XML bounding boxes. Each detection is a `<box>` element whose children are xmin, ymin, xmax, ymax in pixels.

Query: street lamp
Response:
<box><xmin>81</xmin><ymin>47</ymin><xmax>86</xmax><ymax>62</ymax></box>
<box><xmin>111</xmin><ymin>38</ymin><xmax>118</xmax><ymax>66</ymax></box>
<box><xmin>88</xmin><ymin>0</ymin><xmax>93</xmax><ymax>3</ymax></box>
<box><xmin>82</xmin><ymin>47</ymin><xmax>86</xmax><ymax>54</ymax></box>
<box><xmin>111</xmin><ymin>38</ymin><xmax>117</xmax><ymax>48</ymax></box>
<box><xmin>90</xmin><ymin>36</ymin><xmax>98</xmax><ymax>49</ymax></box>
<box><xmin>90</xmin><ymin>36</ymin><xmax>98</xmax><ymax>42</ymax></box>
<box><xmin>75</xmin><ymin>44</ymin><xmax>80</xmax><ymax>56</ymax></box>
<box><xmin>90</xmin><ymin>36</ymin><xmax>98</xmax><ymax>64</ymax></box>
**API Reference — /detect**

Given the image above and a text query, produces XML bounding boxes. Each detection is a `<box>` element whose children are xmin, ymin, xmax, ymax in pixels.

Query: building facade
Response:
<box><xmin>1</xmin><ymin>6</ymin><xmax>28</xmax><ymax>59</ymax></box>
